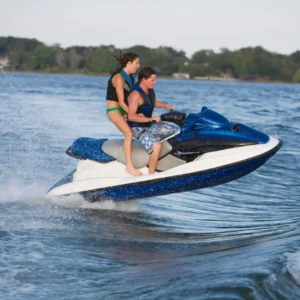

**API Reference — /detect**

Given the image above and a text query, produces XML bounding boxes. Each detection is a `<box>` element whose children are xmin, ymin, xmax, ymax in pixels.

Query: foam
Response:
<box><xmin>0</xmin><ymin>179</ymin><xmax>140</xmax><ymax>212</ymax></box>
<box><xmin>285</xmin><ymin>250</ymin><xmax>300</xmax><ymax>284</ymax></box>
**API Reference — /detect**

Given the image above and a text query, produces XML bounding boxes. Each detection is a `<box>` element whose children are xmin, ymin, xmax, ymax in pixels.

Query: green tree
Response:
<box><xmin>86</xmin><ymin>48</ymin><xmax>118</xmax><ymax>73</ymax></box>
<box><xmin>191</xmin><ymin>50</ymin><xmax>214</xmax><ymax>65</ymax></box>
<box><xmin>8</xmin><ymin>51</ymin><xmax>22</xmax><ymax>69</ymax></box>
<box><xmin>291</xmin><ymin>51</ymin><xmax>300</xmax><ymax>67</ymax></box>
<box><xmin>0</xmin><ymin>36</ymin><xmax>43</xmax><ymax>55</ymax></box>
<box><xmin>2</xmin><ymin>36</ymin><xmax>300</xmax><ymax>79</ymax></box>
<box><xmin>33</xmin><ymin>45</ymin><xmax>57</xmax><ymax>70</ymax></box>
<box><xmin>293</xmin><ymin>69</ymin><xmax>300</xmax><ymax>83</ymax></box>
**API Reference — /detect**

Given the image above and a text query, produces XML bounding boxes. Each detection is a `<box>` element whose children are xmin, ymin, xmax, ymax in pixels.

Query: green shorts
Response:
<box><xmin>106</xmin><ymin>107</ymin><xmax>126</xmax><ymax>116</ymax></box>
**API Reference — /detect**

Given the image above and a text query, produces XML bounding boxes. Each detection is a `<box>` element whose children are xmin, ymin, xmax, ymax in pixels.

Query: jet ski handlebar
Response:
<box><xmin>160</xmin><ymin>111</ymin><xmax>186</xmax><ymax>127</ymax></box>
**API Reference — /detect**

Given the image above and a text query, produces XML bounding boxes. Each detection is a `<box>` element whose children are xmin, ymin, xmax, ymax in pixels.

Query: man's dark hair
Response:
<box><xmin>138</xmin><ymin>66</ymin><xmax>156</xmax><ymax>83</ymax></box>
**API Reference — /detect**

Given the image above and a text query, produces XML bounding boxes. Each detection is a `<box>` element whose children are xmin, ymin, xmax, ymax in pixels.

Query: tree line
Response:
<box><xmin>1</xmin><ymin>36</ymin><xmax>300</xmax><ymax>82</ymax></box>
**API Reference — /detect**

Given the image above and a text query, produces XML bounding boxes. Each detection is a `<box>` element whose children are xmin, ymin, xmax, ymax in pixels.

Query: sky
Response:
<box><xmin>1</xmin><ymin>0</ymin><xmax>299</xmax><ymax>57</ymax></box>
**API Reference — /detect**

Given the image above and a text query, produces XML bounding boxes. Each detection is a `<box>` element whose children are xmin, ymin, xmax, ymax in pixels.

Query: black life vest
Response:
<box><xmin>127</xmin><ymin>85</ymin><xmax>156</xmax><ymax>128</ymax></box>
<box><xmin>106</xmin><ymin>68</ymin><xmax>135</xmax><ymax>102</ymax></box>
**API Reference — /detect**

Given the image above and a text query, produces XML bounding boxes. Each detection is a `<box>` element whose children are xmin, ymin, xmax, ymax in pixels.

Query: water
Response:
<box><xmin>0</xmin><ymin>73</ymin><xmax>299</xmax><ymax>299</ymax></box>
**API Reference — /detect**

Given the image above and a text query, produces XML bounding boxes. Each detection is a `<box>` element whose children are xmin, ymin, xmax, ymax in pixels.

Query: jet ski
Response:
<box><xmin>47</xmin><ymin>107</ymin><xmax>282</xmax><ymax>202</ymax></box>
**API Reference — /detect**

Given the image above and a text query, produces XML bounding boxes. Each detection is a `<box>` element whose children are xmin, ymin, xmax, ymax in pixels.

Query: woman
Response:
<box><xmin>127</xmin><ymin>66</ymin><xmax>177</xmax><ymax>174</ymax></box>
<box><xmin>106</xmin><ymin>52</ymin><xmax>142</xmax><ymax>176</ymax></box>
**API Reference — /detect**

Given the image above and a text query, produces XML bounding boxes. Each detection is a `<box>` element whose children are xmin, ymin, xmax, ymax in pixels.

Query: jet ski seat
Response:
<box><xmin>102</xmin><ymin>139</ymin><xmax>173</xmax><ymax>169</ymax></box>
<box><xmin>66</xmin><ymin>137</ymin><xmax>175</xmax><ymax>169</ymax></box>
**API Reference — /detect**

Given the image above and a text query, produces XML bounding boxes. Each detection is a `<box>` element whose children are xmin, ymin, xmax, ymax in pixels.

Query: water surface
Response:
<box><xmin>1</xmin><ymin>73</ymin><xmax>300</xmax><ymax>299</ymax></box>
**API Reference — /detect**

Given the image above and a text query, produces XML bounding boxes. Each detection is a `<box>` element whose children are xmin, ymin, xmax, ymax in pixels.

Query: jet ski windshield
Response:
<box><xmin>181</xmin><ymin>107</ymin><xmax>230</xmax><ymax>131</ymax></box>
<box><xmin>168</xmin><ymin>107</ymin><xmax>269</xmax><ymax>144</ymax></box>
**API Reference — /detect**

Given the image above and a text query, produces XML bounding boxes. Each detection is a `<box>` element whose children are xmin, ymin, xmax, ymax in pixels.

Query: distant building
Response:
<box><xmin>0</xmin><ymin>56</ymin><xmax>9</xmax><ymax>70</ymax></box>
<box><xmin>194</xmin><ymin>76</ymin><xmax>237</xmax><ymax>82</ymax></box>
<box><xmin>172</xmin><ymin>73</ymin><xmax>190</xmax><ymax>79</ymax></box>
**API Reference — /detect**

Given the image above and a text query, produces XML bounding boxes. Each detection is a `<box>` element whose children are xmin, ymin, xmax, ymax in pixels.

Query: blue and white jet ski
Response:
<box><xmin>47</xmin><ymin>107</ymin><xmax>282</xmax><ymax>201</ymax></box>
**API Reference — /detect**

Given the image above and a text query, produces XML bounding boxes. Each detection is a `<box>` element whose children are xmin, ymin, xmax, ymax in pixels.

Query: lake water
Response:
<box><xmin>0</xmin><ymin>73</ymin><xmax>299</xmax><ymax>299</ymax></box>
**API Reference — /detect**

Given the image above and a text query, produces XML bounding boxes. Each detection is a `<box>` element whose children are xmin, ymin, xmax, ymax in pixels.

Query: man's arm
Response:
<box><xmin>128</xmin><ymin>91</ymin><xmax>153</xmax><ymax>122</ymax></box>
<box><xmin>155</xmin><ymin>99</ymin><xmax>175</xmax><ymax>110</ymax></box>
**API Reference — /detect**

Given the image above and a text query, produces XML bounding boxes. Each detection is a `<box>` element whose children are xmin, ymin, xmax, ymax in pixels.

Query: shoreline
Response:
<box><xmin>2</xmin><ymin>70</ymin><xmax>295</xmax><ymax>84</ymax></box>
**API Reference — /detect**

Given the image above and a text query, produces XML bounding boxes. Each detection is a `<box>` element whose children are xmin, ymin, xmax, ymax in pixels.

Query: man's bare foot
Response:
<box><xmin>126</xmin><ymin>167</ymin><xmax>142</xmax><ymax>176</ymax></box>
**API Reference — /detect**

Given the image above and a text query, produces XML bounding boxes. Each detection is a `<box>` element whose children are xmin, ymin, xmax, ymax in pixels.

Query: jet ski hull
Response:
<box><xmin>80</xmin><ymin>139</ymin><xmax>281</xmax><ymax>201</ymax></box>
<box><xmin>47</xmin><ymin>137</ymin><xmax>282</xmax><ymax>202</ymax></box>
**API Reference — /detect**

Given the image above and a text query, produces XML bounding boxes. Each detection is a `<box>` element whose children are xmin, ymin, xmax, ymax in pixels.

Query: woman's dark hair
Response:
<box><xmin>114</xmin><ymin>52</ymin><xmax>139</xmax><ymax>68</ymax></box>
<box><xmin>138</xmin><ymin>66</ymin><xmax>156</xmax><ymax>84</ymax></box>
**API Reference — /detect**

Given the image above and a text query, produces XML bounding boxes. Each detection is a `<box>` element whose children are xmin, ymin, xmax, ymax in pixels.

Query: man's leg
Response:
<box><xmin>148</xmin><ymin>142</ymin><xmax>162</xmax><ymax>174</ymax></box>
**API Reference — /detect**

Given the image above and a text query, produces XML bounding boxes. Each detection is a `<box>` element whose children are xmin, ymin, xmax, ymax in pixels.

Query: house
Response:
<box><xmin>172</xmin><ymin>73</ymin><xmax>190</xmax><ymax>79</ymax></box>
<box><xmin>0</xmin><ymin>56</ymin><xmax>9</xmax><ymax>68</ymax></box>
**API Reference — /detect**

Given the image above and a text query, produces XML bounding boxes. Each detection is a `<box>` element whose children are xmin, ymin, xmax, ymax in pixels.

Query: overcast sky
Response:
<box><xmin>1</xmin><ymin>0</ymin><xmax>299</xmax><ymax>57</ymax></box>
